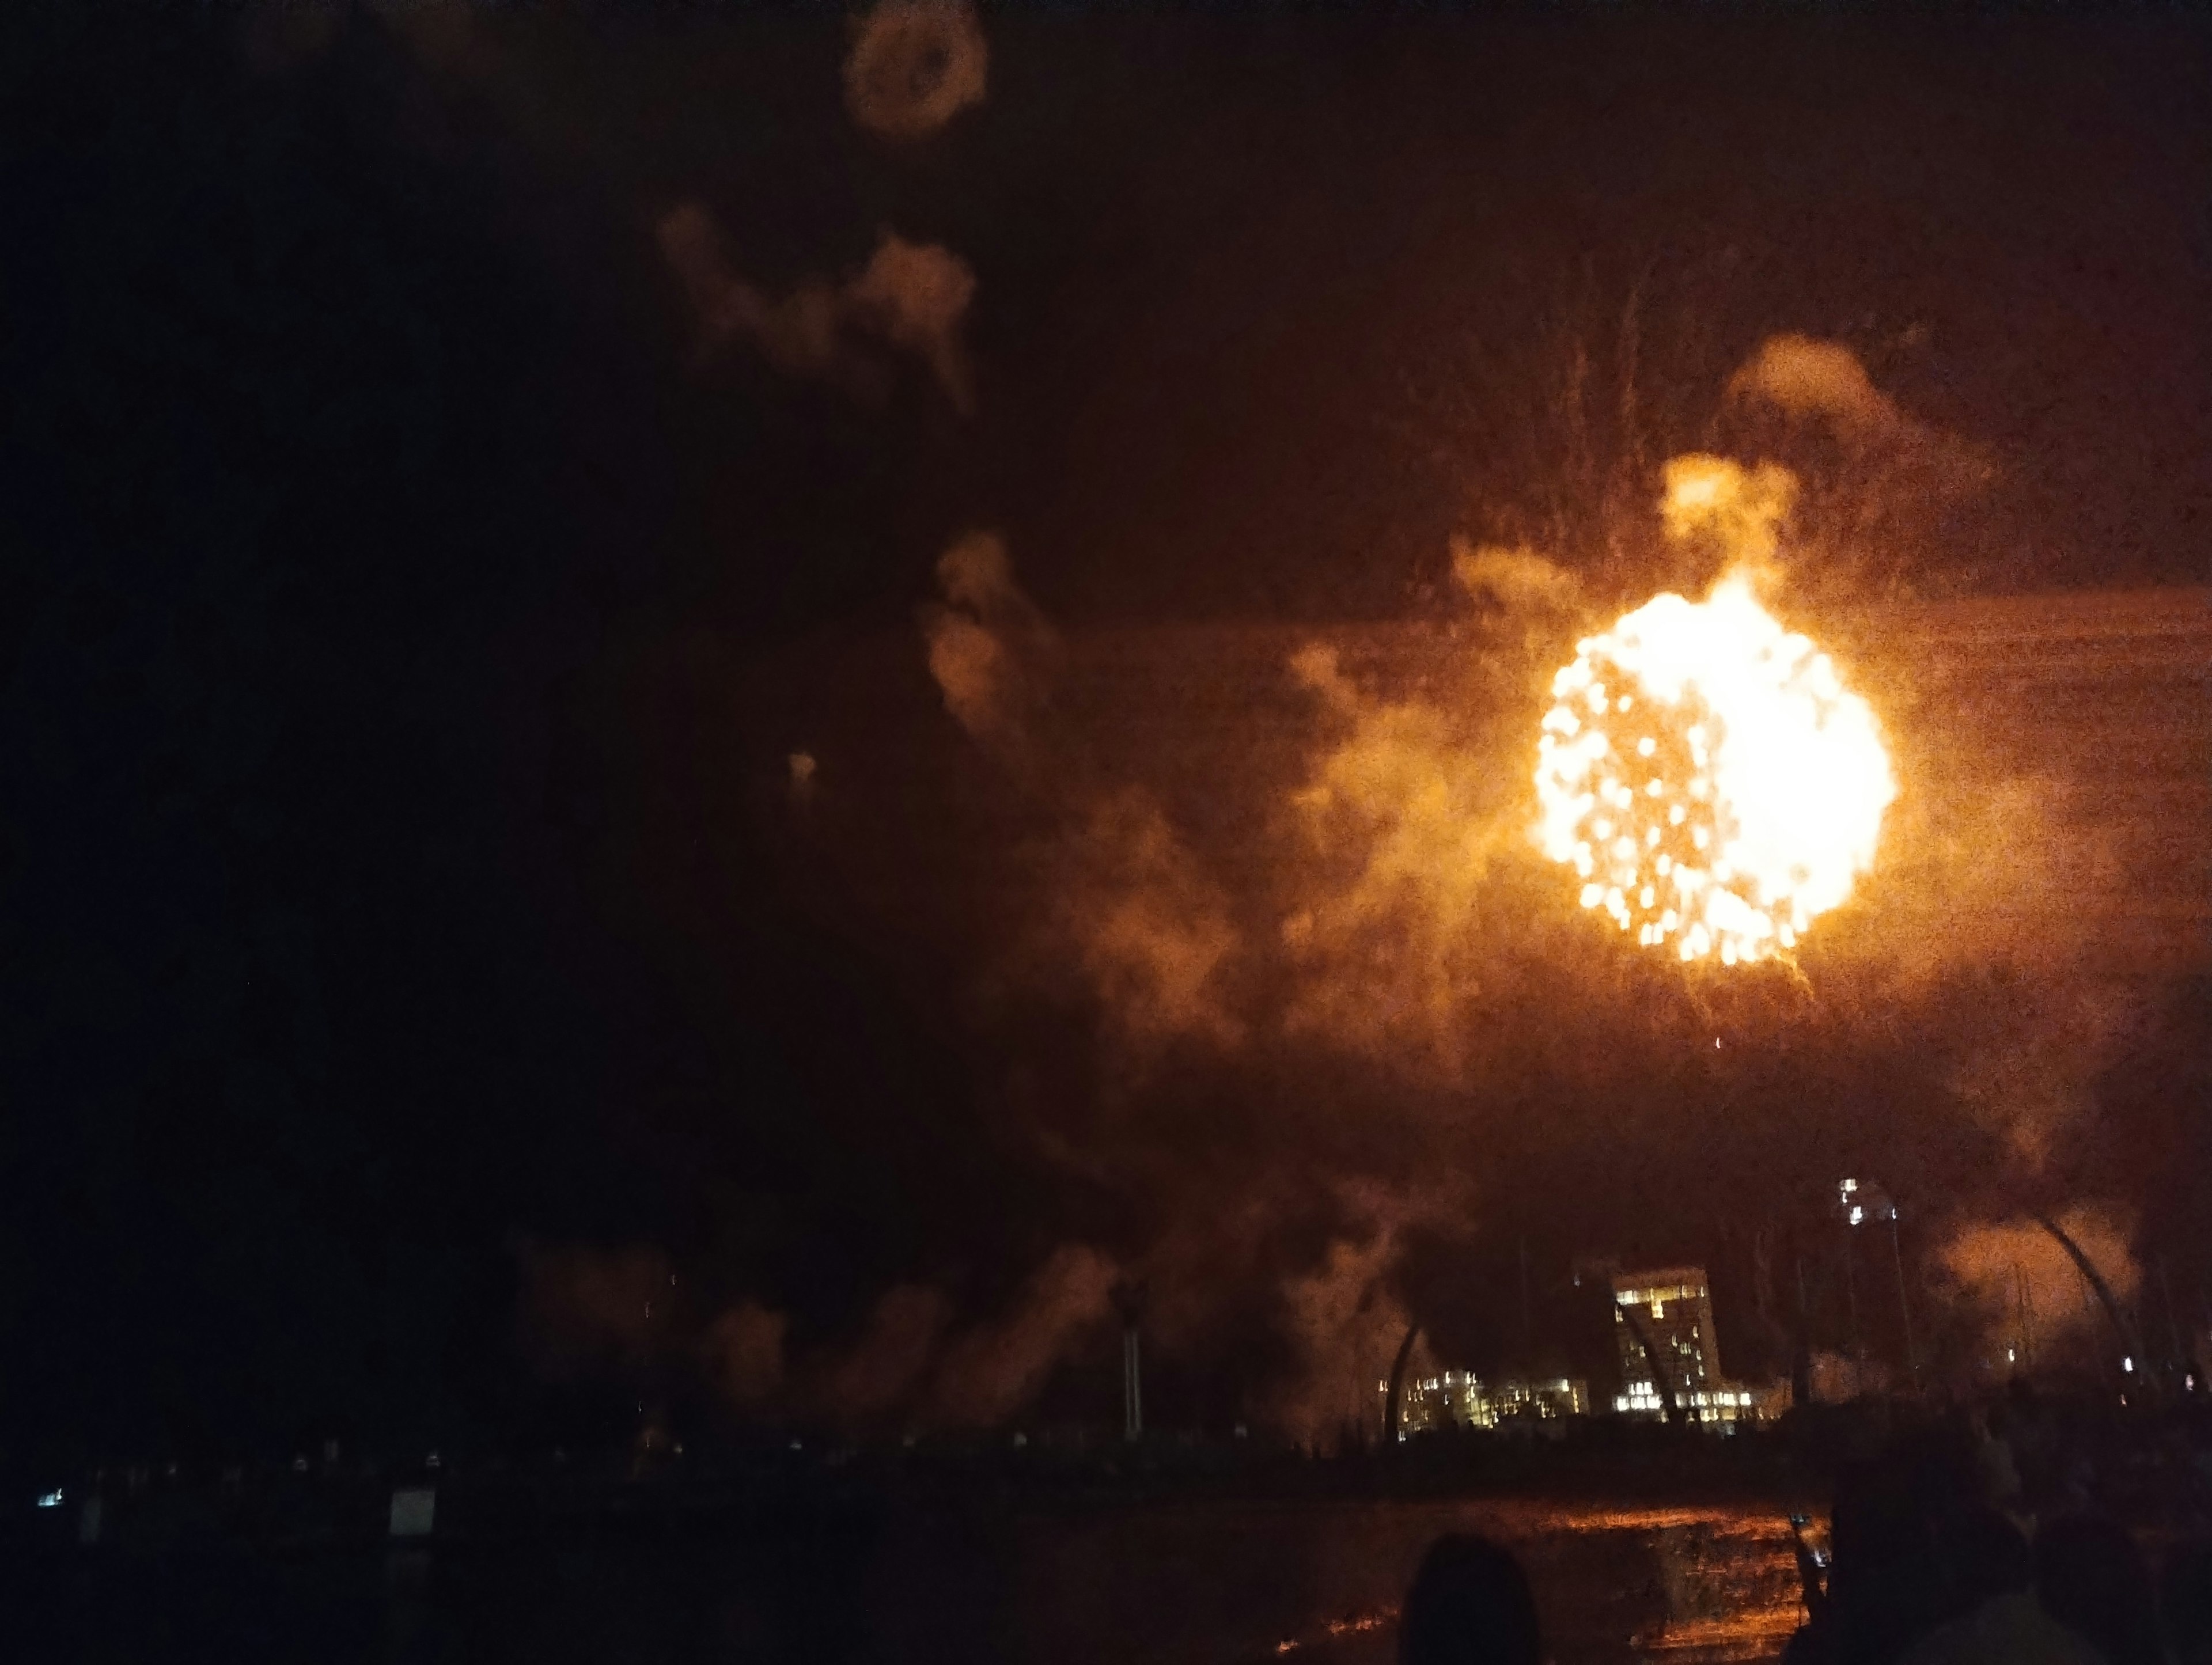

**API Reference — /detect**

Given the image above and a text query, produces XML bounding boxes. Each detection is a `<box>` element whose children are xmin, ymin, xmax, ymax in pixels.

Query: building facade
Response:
<box><xmin>1610</xmin><ymin>1266</ymin><xmax>1767</xmax><ymax>1425</ymax></box>
<box><xmin>1396</xmin><ymin>1372</ymin><xmax>1589</xmax><ymax>1433</ymax></box>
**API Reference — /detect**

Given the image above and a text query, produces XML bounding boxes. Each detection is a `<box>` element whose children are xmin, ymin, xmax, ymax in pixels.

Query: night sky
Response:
<box><xmin>3</xmin><ymin>5</ymin><xmax>2208</xmax><ymax>1468</ymax></box>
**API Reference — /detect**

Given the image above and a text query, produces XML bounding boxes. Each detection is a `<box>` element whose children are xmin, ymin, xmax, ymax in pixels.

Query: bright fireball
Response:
<box><xmin>1534</xmin><ymin>574</ymin><xmax>1894</xmax><ymax>965</ymax></box>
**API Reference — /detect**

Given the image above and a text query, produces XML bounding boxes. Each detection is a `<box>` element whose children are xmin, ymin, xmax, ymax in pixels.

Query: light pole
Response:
<box><xmin>1840</xmin><ymin>1178</ymin><xmax>1918</xmax><ymax>1392</ymax></box>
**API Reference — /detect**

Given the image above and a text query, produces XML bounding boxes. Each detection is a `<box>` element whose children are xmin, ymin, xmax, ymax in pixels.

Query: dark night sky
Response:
<box><xmin>2</xmin><ymin>5</ymin><xmax>2207</xmax><ymax>1465</ymax></box>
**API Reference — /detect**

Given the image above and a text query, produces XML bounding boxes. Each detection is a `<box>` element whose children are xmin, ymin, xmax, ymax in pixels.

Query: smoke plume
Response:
<box><xmin>1943</xmin><ymin>980</ymin><xmax>2141</xmax><ymax>1170</ymax></box>
<box><xmin>844</xmin><ymin>1</ymin><xmax>989</xmax><ymax>142</ymax></box>
<box><xmin>1279</xmin><ymin>628</ymin><xmax>1535</xmax><ymax>1082</ymax></box>
<box><xmin>1935</xmin><ymin>1204</ymin><xmax>2142</xmax><ymax>1361</ymax></box>
<box><xmin>926</xmin><ymin>1245</ymin><xmax>1120</xmax><ymax>1427</ymax></box>
<box><xmin>514</xmin><ymin>1241</ymin><xmax>673</xmax><ymax>1381</ymax></box>
<box><xmin>921</xmin><ymin>534</ymin><xmax>1243</xmax><ymax>1053</ymax></box>
<box><xmin>1658</xmin><ymin>454</ymin><xmax>1796</xmax><ymax>582</ymax></box>
<box><xmin>921</xmin><ymin>532</ymin><xmax>1056</xmax><ymax>764</ymax></box>
<box><xmin>1729</xmin><ymin>335</ymin><xmax>1909</xmax><ymax>440</ymax></box>
<box><xmin>816</xmin><ymin>1284</ymin><xmax>950</xmax><ymax>1426</ymax></box>
<box><xmin>1059</xmin><ymin>791</ymin><xmax>1244</xmax><ymax>1052</ymax></box>
<box><xmin>702</xmin><ymin>1300</ymin><xmax>787</xmax><ymax>1406</ymax></box>
<box><xmin>1728</xmin><ymin>332</ymin><xmax>1995</xmax><ymax>492</ymax></box>
<box><xmin>1257</xmin><ymin>1182</ymin><xmax>1469</xmax><ymax>1448</ymax></box>
<box><xmin>657</xmin><ymin>206</ymin><xmax>976</xmax><ymax>412</ymax></box>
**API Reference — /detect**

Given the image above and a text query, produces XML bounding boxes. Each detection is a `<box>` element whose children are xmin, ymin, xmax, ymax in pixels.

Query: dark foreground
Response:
<box><xmin>12</xmin><ymin>1490</ymin><xmax>1809</xmax><ymax>1665</ymax></box>
<box><xmin>18</xmin><ymin>1394</ymin><xmax>2212</xmax><ymax>1664</ymax></box>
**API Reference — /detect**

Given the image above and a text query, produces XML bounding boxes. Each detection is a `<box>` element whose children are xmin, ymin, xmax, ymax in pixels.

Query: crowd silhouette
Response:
<box><xmin>1400</xmin><ymin>1391</ymin><xmax>2212</xmax><ymax>1665</ymax></box>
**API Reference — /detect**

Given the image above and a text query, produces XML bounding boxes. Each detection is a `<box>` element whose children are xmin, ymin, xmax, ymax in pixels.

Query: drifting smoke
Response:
<box><xmin>800</xmin><ymin>1250</ymin><xmax>1115</xmax><ymax>1429</ymax></box>
<box><xmin>1935</xmin><ymin>1204</ymin><xmax>2142</xmax><ymax>1360</ymax></box>
<box><xmin>817</xmin><ymin>1284</ymin><xmax>949</xmax><ymax>1425</ymax></box>
<box><xmin>514</xmin><ymin>1245</ymin><xmax>1122</xmax><ymax>1432</ymax></box>
<box><xmin>1259</xmin><ymin>1183</ymin><xmax>1468</xmax><ymax>1447</ymax></box>
<box><xmin>1945</xmin><ymin>980</ymin><xmax>2141</xmax><ymax>1169</ymax></box>
<box><xmin>927</xmin><ymin>1245</ymin><xmax>1120</xmax><ymax>1426</ymax></box>
<box><xmin>657</xmin><ymin>205</ymin><xmax>976</xmax><ymax>412</ymax></box>
<box><xmin>921</xmin><ymin>532</ymin><xmax>1056</xmax><ymax>765</ymax></box>
<box><xmin>922</xmin><ymin>535</ymin><xmax>1243</xmax><ymax>1053</ymax></box>
<box><xmin>1728</xmin><ymin>332</ymin><xmax>1995</xmax><ymax>493</ymax></box>
<box><xmin>1060</xmin><ymin>791</ymin><xmax>1244</xmax><ymax>1052</ymax></box>
<box><xmin>515</xmin><ymin>1241</ymin><xmax>673</xmax><ymax>1381</ymax></box>
<box><xmin>1281</xmin><ymin>624</ymin><xmax>1535</xmax><ymax>1081</ymax></box>
<box><xmin>1658</xmin><ymin>454</ymin><xmax>1796</xmax><ymax>586</ymax></box>
<box><xmin>1729</xmin><ymin>335</ymin><xmax>1911</xmax><ymax>440</ymax></box>
<box><xmin>844</xmin><ymin>1</ymin><xmax>989</xmax><ymax>142</ymax></box>
<box><xmin>847</xmin><ymin>231</ymin><xmax>979</xmax><ymax>412</ymax></box>
<box><xmin>703</xmin><ymin>1300</ymin><xmax>787</xmax><ymax>1406</ymax></box>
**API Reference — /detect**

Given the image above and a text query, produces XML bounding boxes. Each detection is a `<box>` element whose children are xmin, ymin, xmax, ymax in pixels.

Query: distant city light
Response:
<box><xmin>35</xmin><ymin>1489</ymin><xmax>62</xmax><ymax>1508</ymax></box>
<box><xmin>2122</xmin><ymin>1356</ymin><xmax>2134</xmax><ymax>1373</ymax></box>
<box><xmin>1848</xmin><ymin>1205</ymin><xmax>1864</xmax><ymax>1226</ymax></box>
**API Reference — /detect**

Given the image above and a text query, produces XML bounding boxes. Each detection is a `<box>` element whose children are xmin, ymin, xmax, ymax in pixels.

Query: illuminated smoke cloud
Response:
<box><xmin>847</xmin><ymin>232</ymin><xmax>978</xmax><ymax>413</ymax></box>
<box><xmin>702</xmin><ymin>1300</ymin><xmax>787</xmax><ymax>1406</ymax></box>
<box><xmin>1935</xmin><ymin>1204</ymin><xmax>2142</xmax><ymax>1359</ymax></box>
<box><xmin>1059</xmin><ymin>791</ymin><xmax>1245</xmax><ymax>1052</ymax></box>
<box><xmin>1259</xmin><ymin>1183</ymin><xmax>1463</xmax><ymax>1447</ymax></box>
<box><xmin>1728</xmin><ymin>333</ymin><xmax>1995</xmax><ymax>488</ymax></box>
<box><xmin>921</xmin><ymin>531</ymin><xmax>1055</xmax><ymax>764</ymax></box>
<box><xmin>926</xmin><ymin>1245</ymin><xmax>1119</xmax><ymax>1426</ymax></box>
<box><xmin>1944</xmin><ymin>981</ymin><xmax>2140</xmax><ymax>1169</ymax></box>
<box><xmin>1281</xmin><ymin>642</ymin><xmax>1521</xmax><ymax>1079</ymax></box>
<box><xmin>804</xmin><ymin>1251</ymin><xmax>1115</xmax><ymax>1429</ymax></box>
<box><xmin>918</xmin><ymin>539</ymin><xmax>1035</xmax><ymax>779</ymax></box>
<box><xmin>817</xmin><ymin>1284</ymin><xmax>949</xmax><ymax>1425</ymax></box>
<box><xmin>1268</xmin><ymin>1232</ymin><xmax>1407</xmax><ymax>1448</ymax></box>
<box><xmin>921</xmin><ymin>535</ymin><xmax>1241</xmax><ymax>1052</ymax></box>
<box><xmin>514</xmin><ymin>1241</ymin><xmax>673</xmax><ymax>1380</ymax></box>
<box><xmin>1658</xmin><ymin>454</ymin><xmax>1796</xmax><ymax>578</ymax></box>
<box><xmin>1728</xmin><ymin>335</ymin><xmax>1907</xmax><ymax>438</ymax></box>
<box><xmin>844</xmin><ymin>1</ymin><xmax>989</xmax><ymax>142</ymax></box>
<box><xmin>656</xmin><ymin>205</ymin><xmax>976</xmax><ymax>411</ymax></box>
<box><xmin>1278</xmin><ymin>547</ymin><xmax>1580</xmax><ymax>1080</ymax></box>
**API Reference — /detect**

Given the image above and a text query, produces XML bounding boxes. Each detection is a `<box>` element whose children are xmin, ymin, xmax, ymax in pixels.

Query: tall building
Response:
<box><xmin>1611</xmin><ymin>1266</ymin><xmax>1759</xmax><ymax>1425</ymax></box>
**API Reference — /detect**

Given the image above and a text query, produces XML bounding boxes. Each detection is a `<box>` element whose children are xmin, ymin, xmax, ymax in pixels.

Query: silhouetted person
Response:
<box><xmin>1398</xmin><ymin>1533</ymin><xmax>1541</xmax><ymax>1665</ymax></box>
<box><xmin>2034</xmin><ymin>1514</ymin><xmax>2160</xmax><ymax>1665</ymax></box>
<box><xmin>1827</xmin><ymin>1465</ymin><xmax>1949</xmax><ymax>1665</ymax></box>
<box><xmin>1937</xmin><ymin>1505</ymin><xmax>2033</xmax><ymax>1615</ymax></box>
<box><xmin>2158</xmin><ymin>1542</ymin><xmax>2212</xmax><ymax>1665</ymax></box>
<box><xmin>1899</xmin><ymin>1508</ymin><xmax>2099</xmax><ymax>1665</ymax></box>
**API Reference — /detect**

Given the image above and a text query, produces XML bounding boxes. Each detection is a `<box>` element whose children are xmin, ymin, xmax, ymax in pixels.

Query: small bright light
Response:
<box><xmin>35</xmin><ymin>1489</ymin><xmax>63</xmax><ymax>1508</ymax></box>
<box><xmin>2122</xmin><ymin>1356</ymin><xmax>2134</xmax><ymax>1373</ymax></box>
<box><xmin>1840</xmin><ymin>1178</ymin><xmax>1858</xmax><ymax>1193</ymax></box>
<box><xmin>2007</xmin><ymin>1349</ymin><xmax>2016</xmax><ymax>1364</ymax></box>
<box><xmin>1848</xmin><ymin>1205</ymin><xmax>1864</xmax><ymax>1226</ymax></box>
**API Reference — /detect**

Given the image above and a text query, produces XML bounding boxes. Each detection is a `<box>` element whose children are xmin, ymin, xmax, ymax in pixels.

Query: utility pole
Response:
<box><xmin>1793</xmin><ymin>1254</ymin><xmax>1813</xmax><ymax>1408</ymax></box>
<box><xmin>1887</xmin><ymin>1204</ymin><xmax>1919</xmax><ymax>1390</ymax></box>
<box><xmin>1838</xmin><ymin>1181</ymin><xmax>1863</xmax><ymax>1374</ymax></box>
<box><xmin>1114</xmin><ymin>1280</ymin><xmax>1145</xmax><ymax>1442</ymax></box>
<box><xmin>1518</xmin><ymin>1238</ymin><xmax>1534</xmax><ymax>1370</ymax></box>
<box><xmin>2157</xmin><ymin>1260</ymin><xmax>2184</xmax><ymax>1389</ymax></box>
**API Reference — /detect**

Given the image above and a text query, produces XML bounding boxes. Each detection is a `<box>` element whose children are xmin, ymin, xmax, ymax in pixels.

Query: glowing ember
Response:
<box><xmin>1535</xmin><ymin>574</ymin><xmax>1893</xmax><ymax>965</ymax></box>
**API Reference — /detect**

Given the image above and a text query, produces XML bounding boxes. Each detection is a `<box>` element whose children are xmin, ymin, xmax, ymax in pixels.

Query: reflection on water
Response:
<box><xmin>868</xmin><ymin>1497</ymin><xmax>1817</xmax><ymax>1665</ymax></box>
